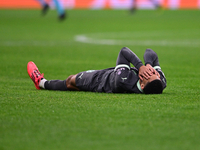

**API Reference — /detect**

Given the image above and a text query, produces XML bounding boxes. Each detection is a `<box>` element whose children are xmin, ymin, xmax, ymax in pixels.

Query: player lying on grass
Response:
<box><xmin>27</xmin><ymin>47</ymin><xmax>166</xmax><ymax>94</ymax></box>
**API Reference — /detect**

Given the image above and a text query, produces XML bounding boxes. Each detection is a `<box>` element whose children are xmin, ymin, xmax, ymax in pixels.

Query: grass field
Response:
<box><xmin>0</xmin><ymin>9</ymin><xmax>200</xmax><ymax>150</ymax></box>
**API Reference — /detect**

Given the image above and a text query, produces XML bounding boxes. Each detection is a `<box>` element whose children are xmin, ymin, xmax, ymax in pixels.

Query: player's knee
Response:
<box><xmin>66</xmin><ymin>75</ymin><xmax>73</xmax><ymax>88</ymax></box>
<box><xmin>66</xmin><ymin>75</ymin><xmax>77</xmax><ymax>89</ymax></box>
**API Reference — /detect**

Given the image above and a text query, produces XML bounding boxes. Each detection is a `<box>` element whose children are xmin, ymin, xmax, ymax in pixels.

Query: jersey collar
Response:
<box><xmin>137</xmin><ymin>80</ymin><xmax>144</xmax><ymax>93</ymax></box>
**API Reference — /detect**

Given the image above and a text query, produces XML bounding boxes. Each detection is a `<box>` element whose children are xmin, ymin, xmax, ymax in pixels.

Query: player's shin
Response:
<box><xmin>40</xmin><ymin>79</ymin><xmax>68</xmax><ymax>91</ymax></box>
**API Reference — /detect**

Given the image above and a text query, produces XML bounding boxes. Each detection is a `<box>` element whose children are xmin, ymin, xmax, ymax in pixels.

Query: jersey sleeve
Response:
<box><xmin>154</xmin><ymin>66</ymin><xmax>167</xmax><ymax>89</ymax></box>
<box><xmin>143</xmin><ymin>49</ymin><xmax>160</xmax><ymax>67</ymax></box>
<box><xmin>116</xmin><ymin>47</ymin><xmax>143</xmax><ymax>70</ymax></box>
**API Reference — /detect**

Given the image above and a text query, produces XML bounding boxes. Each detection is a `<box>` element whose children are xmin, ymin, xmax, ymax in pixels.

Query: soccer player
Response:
<box><xmin>130</xmin><ymin>0</ymin><xmax>161</xmax><ymax>13</ymax></box>
<box><xmin>36</xmin><ymin>0</ymin><xmax>66</xmax><ymax>20</ymax></box>
<box><xmin>27</xmin><ymin>47</ymin><xmax>166</xmax><ymax>94</ymax></box>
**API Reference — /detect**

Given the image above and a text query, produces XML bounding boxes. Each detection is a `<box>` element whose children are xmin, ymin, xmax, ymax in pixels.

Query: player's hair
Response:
<box><xmin>143</xmin><ymin>79</ymin><xmax>163</xmax><ymax>94</ymax></box>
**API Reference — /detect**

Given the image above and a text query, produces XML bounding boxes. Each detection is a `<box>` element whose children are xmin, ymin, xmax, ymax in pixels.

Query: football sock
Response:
<box><xmin>39</xmin><ymin>78</ymin><xmax>47</xmax><ymax>89</ymax></box>
<box><xmin>44</xmin><ymin>79</ymin><xmax>68</xmax><ymax>91</ymax></box>
<box><xmin>52</xmin><ymin>0</ymin><xmax>65</xmax><ymax>15</ymax></box>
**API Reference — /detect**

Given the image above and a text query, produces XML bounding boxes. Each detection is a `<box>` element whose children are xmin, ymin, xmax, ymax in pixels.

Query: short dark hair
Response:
<box><xmin>143</xmin><ymin>79</ymin><xmax>163</xmax><ymax>94</ymax></box>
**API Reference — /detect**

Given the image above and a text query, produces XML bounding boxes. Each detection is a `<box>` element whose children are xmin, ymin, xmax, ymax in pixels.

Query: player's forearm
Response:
<box><xmin>116</xmin><ymin>47</ymin><xmax>143</xmax><ymax>69</ymax></box>
<box><xmin>143</xmin><ymin>49</ymin><xmax>160</xmax><ymax>66</ymax></box>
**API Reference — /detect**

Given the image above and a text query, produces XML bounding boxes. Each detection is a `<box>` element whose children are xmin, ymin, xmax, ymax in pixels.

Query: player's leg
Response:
<box><xmin>66</xmin><ymin>75</ymin><xmax>80</xmax><ymax>91</ymax></box>
<box><xmin>41</xmin><ymin>79</ymin><xmax>68</xmax><ymax>91</ymax></box>
<box><xmin>36</xmin><ymin>0</ymin><xmax>49</xmax><ymax>15</ymax></box>
<box><xmin>52</xmin><ymin>0</ymin><xmax>66</xmax><ymax>20</ymax></box>
<box><xmin>27</xmin><ymin>61</ymin><xmax>72</xmax><ymax>91</ymax></box>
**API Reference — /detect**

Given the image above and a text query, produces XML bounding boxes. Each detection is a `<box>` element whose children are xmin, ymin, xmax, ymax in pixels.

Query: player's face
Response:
<box><xmin>141</xmin><ymin>74</ymin><xmax>161</xmax><ymax>88</ymax></box>
<box><xmin>148</xmin><ymin>74</ymin><xmax>160</xmax><ymax>82</ymax></box>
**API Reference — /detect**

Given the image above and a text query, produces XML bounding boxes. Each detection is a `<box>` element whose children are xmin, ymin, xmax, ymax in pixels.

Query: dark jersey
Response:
<box><xmin>76</xmin><ymin>47</ymin><xmax>167</xmax><ymax>93</ymax></box>
<box><xmin>97</xmin><ymin>66</ymin><xmax>141</xmax><ymax>93</ymax></box>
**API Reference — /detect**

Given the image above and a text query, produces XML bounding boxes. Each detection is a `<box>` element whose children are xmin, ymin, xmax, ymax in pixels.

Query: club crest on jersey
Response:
<box><xmin>116</xmin><ymin>67</ymin><xmax>125</xmax><ymax>75</ymax></box>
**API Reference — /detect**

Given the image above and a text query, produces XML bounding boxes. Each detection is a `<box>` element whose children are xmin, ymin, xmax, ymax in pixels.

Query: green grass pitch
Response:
<box><xmin>0</xmin><ymin>9</ymin><xmax>200</xmax><ymax>150</ymax></box>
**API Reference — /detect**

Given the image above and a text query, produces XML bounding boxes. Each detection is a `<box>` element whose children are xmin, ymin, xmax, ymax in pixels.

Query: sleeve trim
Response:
<box><xmin>154</xmin><ymin>66</ymin><xmax>161</xmax><ymax>70</ymax></box>
<box><xmin>114</xmin><ymin>64</ymin><xmax>130</xmax><ymax>71</ymax></box>
<box><xmin>137</xmin><ymin>80</ymin><xmax>144</xmax><ymax>93</ymax></box>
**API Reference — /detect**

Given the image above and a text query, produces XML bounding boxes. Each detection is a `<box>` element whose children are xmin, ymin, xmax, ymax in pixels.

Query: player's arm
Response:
<box><xmin>144</xmin><ymin>49</ymin><xmax>164</xmax><ymax>77</ymax></box>
<box><xmin>116</xmin><ymin>47</ymin><xmax>143</xmax><ymax>69</ymax></box>
<box><xmin>143</xmin><ymin>48</ymin><xmax>160</xmax><ymax>67</ymax></box>
<box><xmin>143</xmin><ymin>48</ymin><xmax>161</xmax><ymax>77</ymax></box>
<box><xmin>116</xmin><ymin>47</ymin><xmax>152</xmax><ymax>80</ymax></box>
<box><xmin>143</xmin><ymin>48</ymin><xmax>167</xmax><ymax>89</ymax></box>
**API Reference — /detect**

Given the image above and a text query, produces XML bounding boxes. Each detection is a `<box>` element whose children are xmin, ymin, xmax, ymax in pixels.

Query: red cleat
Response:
<box><xmin>27</xmin><ymin>61</ymin><xmax>44</xmax><ymax>90</ymax></box>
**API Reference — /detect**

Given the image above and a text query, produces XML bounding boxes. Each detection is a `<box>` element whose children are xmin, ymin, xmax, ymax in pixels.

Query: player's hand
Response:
<box><xmin>138</xmin><ymin>65</ymin><xmax>153</xmax><ymax>80</ymax></box>
<box><xmin>146</xmin><ymin>64</ymin><xmax>160</xmax><ymax>78</ymax></box>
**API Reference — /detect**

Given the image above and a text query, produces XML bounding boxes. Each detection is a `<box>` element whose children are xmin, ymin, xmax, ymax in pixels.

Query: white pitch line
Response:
<box><xmin>75</xmin><ymin>34</ymin><xmax>200</xmax><ymax>47</ymax></box>
<box><xmin>1</xmin><ymin>33</ymin><xmax>199</xmax><ymax>48</ymax></box>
